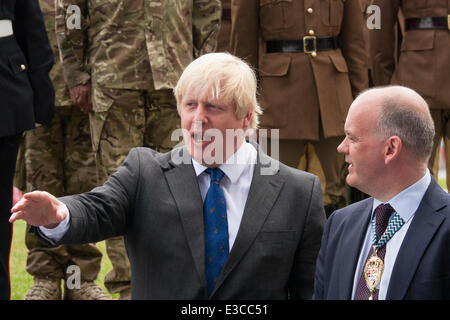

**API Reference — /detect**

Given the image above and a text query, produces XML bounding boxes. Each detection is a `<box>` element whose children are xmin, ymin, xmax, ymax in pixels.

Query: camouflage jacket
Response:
<box><xmin>55</xmin><ymin>0</ymin><xmax>221</xmax><ymax>90</ymax></box>
<box><xmin>40</xmin><ymin>0</ymin><xmax>72</xmax><ymax>107</ymax></box>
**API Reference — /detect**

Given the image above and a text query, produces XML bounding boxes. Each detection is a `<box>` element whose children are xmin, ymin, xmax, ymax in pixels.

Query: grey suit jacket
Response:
<box><xmin>36</xmin><ymin>143</ymin><xmax>326</xmax><ymax>299</ymax></box>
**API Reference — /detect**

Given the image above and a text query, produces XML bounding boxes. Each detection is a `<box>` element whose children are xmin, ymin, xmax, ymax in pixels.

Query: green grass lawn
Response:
<box><xmin>438</xmin><ymin>177</ymin><xmax>447</xmax><ymax>191</ymax></box>
<box><xmin>9</xmin><ymin>220</ymin><xmax>119</xmax><ymax>300</ymax></box>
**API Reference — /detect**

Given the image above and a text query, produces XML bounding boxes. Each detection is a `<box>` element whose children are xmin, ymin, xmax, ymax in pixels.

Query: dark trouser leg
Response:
<box><xmin>429</xmin><ymin>109</ymin><xmax>450</xmax><ymax>190</ymax></box>
<box><xmin>0</xmin><ymin>134</ymin><xmax>21</xmax><ymax>300</ymax></box>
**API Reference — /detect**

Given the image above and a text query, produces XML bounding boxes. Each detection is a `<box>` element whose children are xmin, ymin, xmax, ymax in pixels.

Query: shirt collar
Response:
<box><xmin>372</xmin><ymin>169</ymin><xmax>431</xmax><ymax>223</ymax></box>
<box><xmin>191</xmin><ymin>141</ymin><xmax>257</xmax><ymax>183</ymax></box>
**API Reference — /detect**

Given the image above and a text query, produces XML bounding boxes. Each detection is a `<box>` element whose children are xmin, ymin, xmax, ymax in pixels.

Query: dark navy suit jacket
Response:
<box><xmin>0</xmin><ymin>0</ymin><xmax>55</xmax><ymax>137</ymax></box>
<box><xmin>314</xmin><ymin>178</ymin><xmax>450</xmax><ymax>300</ymax></box>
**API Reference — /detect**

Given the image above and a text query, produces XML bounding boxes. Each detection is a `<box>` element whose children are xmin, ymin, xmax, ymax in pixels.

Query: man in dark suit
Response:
<box><xmin>10</xmin><ymin>53</ymin><xmax>326</xmax><ymax>299</ymax></box>
<box><xmin>0</xmin><ymin>0</ymin><xmax>55</xmax><ymax>299</ymax></box>
<box><xmin>314</xmin><ymin>85</ymin><xmax>450</xmax><ymax>300</ymax></box>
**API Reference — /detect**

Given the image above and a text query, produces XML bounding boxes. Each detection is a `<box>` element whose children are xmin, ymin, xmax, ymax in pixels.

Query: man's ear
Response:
<box><xmin>384</xmin><ymin>136</ymin><xmax>402</xmax><ymax>164</ymax></box>
<box><xmin>242</xmin><ymin>112</ymin><xmax>252</xmax><ymax>129</ymax></box>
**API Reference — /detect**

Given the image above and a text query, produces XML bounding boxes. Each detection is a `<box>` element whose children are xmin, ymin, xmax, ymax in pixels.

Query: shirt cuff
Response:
<box><xmin>38</xmin><ymin>203</ymin><xmax>70</xmax><ymax>242</ymax></box>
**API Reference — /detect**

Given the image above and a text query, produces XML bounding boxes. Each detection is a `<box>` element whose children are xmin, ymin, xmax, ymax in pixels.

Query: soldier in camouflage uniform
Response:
<box><xmin>17</xmin><ymin>0</ymin><xmax>111</xmax><ymax>300</ymax></box>
<box><xmin>55</xmin><ymin>0</ymin><xmax>221</xmax><ymax>299</ymax></box>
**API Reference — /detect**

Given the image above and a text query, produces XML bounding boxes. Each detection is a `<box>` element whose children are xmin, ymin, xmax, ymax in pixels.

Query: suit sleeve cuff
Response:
<box><xmin>38</xmin><ymin>203</ymin><xmax>70</xmax><ymax>242</ymax></box>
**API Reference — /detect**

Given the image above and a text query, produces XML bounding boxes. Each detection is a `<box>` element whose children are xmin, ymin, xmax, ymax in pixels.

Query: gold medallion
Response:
<box><xmin>363</xmin><ymin>251</ymin><xmax>384</xmax><ymax>294</ymax></box>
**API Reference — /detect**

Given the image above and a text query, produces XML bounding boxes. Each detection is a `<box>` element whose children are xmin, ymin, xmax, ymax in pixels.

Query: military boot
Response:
<box><xmin>119</xmin><ymin>287</ymin><xmax>131</xmax><ymax>300</ymax></box>
<box><xmin>64</xmin><ymin>281</ymin><xmax>113</xmax><ymax>300</ymax></box>
<box><xmin>25</xmin><ymin>277</ymin><xmax>62</xmax><ymax>300</ymax></box>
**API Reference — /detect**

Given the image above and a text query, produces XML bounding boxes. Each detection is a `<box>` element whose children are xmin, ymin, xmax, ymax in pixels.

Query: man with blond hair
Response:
<box><xmin>11</xmin><ymin>53</ymin><xmax>326</xmax><ymax>300</ymax></box>
<box><xmin>314</xmin><ymin>86</ymin><xmax>450</xmax><ymax>300</ymax></box>
<box><xmin>55</xmin><ymin>0</ymin><xmax>221</xmax><ymax>299</ymax></box>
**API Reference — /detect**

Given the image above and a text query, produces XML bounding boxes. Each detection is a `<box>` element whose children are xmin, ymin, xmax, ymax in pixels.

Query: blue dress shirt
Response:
<box><xmin>351</xmin><ymin>170</ymin><xmax>431</xmax><ymax>299</ymax></box>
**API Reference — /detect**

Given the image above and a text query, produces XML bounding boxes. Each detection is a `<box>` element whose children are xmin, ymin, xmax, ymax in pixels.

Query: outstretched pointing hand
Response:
<box><xmin>10</xmin><ymin>191</ymin><xmax>67</xmax><ymax>229</ymax></box>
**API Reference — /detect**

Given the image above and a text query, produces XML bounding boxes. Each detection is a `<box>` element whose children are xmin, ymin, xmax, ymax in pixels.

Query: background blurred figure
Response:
<box><xmin>55</xmin><ymin>0</ymin><xmax>221</xmax><ymax>299</ymax></box>
<box><xmin>360</xmin><ymin>0</ymin><xmax>373</xmax><ymax>86</ymax></box>
<box><xmin>14</xmin><ymin>0</ymin><xmax>110</xmax><ymax>300</ymax></box>
<box><xmin>217</xmin><ymin>0</ymin><xmax>231</xmax><ymax>53</ymax></box>
<box><xmin>0</xmin><ymin>0</ymin><xmax>55</xmax><ymax>299</ymax></box>
<box><xmin>352</xmin><ymin>0</ymin><xmax>406</xmax><ymax>203</ymax></box>
<box><xmin>370</xmin><ymin>0</ymin><xmax>450</xmax><ymax>190</ymax></box>
<box><xmin>231</xmin><ymin>0</ymin><xmax>368</xmax><ymax>216</ymax></box>
<box><xmin>347</xmin><ymin>0</ymin><xmax>373</xmax><ymax>204</ymax></box>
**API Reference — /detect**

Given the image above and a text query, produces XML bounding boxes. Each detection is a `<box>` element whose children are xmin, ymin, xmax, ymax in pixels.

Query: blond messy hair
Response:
<box><xmin>174</xmin><ymin>52</ymin><xmax>262</xmax><ymax>130</ymax></box>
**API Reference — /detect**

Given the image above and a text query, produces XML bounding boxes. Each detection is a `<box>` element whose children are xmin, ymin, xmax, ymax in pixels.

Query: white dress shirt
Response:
<box><xmin>351</xmin><ymin>170</ymin><xmax>431</xmax><ymax>300</ymax></box>
<box><xmin>40</xmin><ymin>142</ymin><xmax>258</xmax><ymax>249</ymax></box>
<box><xmin>192</xmin><ymin>141</ymin><xmax>257</xmax><ymax>251</ymax></box>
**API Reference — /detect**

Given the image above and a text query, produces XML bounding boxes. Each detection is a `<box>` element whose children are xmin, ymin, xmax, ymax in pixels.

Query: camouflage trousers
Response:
<box><xmin>429</xmin><ymin>109</ymin><xmax>450</xmax><ymax>190</ymax></box>
<box><xmin>16</xmin><ymin>106</ymin><xmax>102</xmax><ymax>281</ymax></box>
<box><xmin>267</xmin><ymin>135</ymin><xmax>347</xmax><ymax>212</ymax></box>
<box><xmin>90</xmin><ymin>86</ymin><xmax>181</xmax><ymax>294</ymax></box>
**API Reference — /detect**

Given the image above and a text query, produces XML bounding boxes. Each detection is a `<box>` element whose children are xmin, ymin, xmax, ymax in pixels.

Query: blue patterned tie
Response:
<box><xmin>204</xmin><ymin>168</ymin><xmax>229</xmax><ymax>296</ymax></box>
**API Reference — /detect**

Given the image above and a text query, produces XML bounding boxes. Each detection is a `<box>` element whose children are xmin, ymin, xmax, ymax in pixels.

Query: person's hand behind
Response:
<box><xmin>69</xmin><ymin>84</ymin><xmax>92</xmax><ymax>113</ymax></box>
<box><xmin>9</xmin><ymin>191</ymin><xmax>67</xmax><ymax>229</ymax></box>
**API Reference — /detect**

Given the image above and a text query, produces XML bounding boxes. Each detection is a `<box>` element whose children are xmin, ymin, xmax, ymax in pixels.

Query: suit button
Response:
<box><xmin>20</xmin><ymin>64</ymin><xmax>26</xmax><ymax>71</ymax></box>
<box><xmin>307</xmin><ymin>8</ymin><xmax>313</xmax><ymax>14</ymax></box>
<box><xmin>308</xmin><ymin>29</ymin><xmax>315</xmax><ymax>36</ymax></box>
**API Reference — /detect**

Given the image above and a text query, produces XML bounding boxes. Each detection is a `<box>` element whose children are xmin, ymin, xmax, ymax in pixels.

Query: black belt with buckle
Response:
<box><xmin>405</xmin><ymin>16</ymin><xmax>450</xmax><ymax>31</ymax></box>
<box><xmin>266</xmin><ymin>36</ymin><xmax>341</xmax><ymax>54</ymax></box>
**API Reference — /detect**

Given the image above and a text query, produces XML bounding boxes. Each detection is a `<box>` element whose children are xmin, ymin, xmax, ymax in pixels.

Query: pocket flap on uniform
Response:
<box><xmin>8</xmin><ymin>52</ymin><xmax>28</xmax><ymax>75</ymax></box>
<box><xmin>259</xmin><ymin>54</ymin><xmax>291</xmax><ymax>77</ymax></box>
<box><xmin>92</xmin><ymin>87</ymin><xmax>115</xmax><ymax>113</ymax></box>
<box><xmin>400</xmin><ymin>30</ymin><xmax>435</xmax><ymax>51</ymax></box>
<box><xmin>329</xmin><ymin>53</ymin><xmax>349</xmax><ymax>73</ymax></box>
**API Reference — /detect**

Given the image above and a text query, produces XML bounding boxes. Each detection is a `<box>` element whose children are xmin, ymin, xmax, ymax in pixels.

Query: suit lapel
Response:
<box><xmin>164</xmin><ymin>147</ymin><xmax>207</xmax><ymax>290</ymax></box>
<box><xmin>386</xmin><ymin>179</ymin><xmax>447</xmax><ymax>299</ymax></box>
<box><xmin>164</xmin><ymin>145</ymin><xmax>287</xmax><ymax>297</ymax></box>
<box><xmin>335</xmin><ymin>199</ymin><xmax>373</xmax><ymax>299</ymax></box>
<box><xmin>212</xmin><ymin>148</ymin><xmax>284</xmax><ymax>296</ymax></box>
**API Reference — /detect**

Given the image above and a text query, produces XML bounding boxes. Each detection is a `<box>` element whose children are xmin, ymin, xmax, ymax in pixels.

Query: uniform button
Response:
<box><xmin>307</xmin><ymin>8</ymin><xmax>313</xmax><ymax>14</ymax></box>
<box><xmin>308</xmin><ymin>29</ymin><xmax>315</xmax><ymax>36</ymax></box>
<box><xmin>20</xmin><ymin>64</ymin><xmax>26</xmax><ymax>71</ymax></box>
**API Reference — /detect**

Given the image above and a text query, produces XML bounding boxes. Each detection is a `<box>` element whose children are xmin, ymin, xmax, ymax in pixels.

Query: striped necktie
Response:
<box><xmin>354</xmin><ymin>203</ymin><xmax>395</xmax><ymax>300</ymax></box>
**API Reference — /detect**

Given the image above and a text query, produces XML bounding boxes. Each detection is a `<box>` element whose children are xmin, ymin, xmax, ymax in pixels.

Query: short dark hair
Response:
<box><xmin>375</xmin><ymin>98</ymin><xmax>435</xmax><ymax>162</ymax></box>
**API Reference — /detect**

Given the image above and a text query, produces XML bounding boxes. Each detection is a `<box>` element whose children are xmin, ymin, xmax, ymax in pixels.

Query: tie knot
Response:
<box><xmin>205</xmin><ymin>168</ymin><xmax>225</xmax><ymax>184</ymax></box>
<box><xmin>374</xmin><ymin>203</ymin><xmax>395</xmax><ymax>238</ymax></box>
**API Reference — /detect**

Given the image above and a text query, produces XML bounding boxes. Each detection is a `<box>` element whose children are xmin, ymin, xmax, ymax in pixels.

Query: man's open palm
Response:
<box><xmin>10</xmin><ymin>191</ymin><xmax>67</xmax><ymax>228</ymax></box>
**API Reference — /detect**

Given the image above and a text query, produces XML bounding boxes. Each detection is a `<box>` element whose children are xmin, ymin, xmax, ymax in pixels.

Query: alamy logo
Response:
<box><xmin>66</xmin><ymin>5</ymin><xmax>81</xmax><ymax>30</ymax></box>
<box><xmin>66</xmin><ymin>265</ymin><xmax>81</xmax><ymax>289</ymax></box>
<box><xmin>366</xmin><ymin>5</ymin><xmax>381</xmax><ymax>30</ymax></box>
